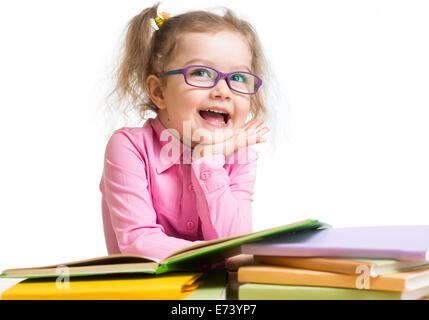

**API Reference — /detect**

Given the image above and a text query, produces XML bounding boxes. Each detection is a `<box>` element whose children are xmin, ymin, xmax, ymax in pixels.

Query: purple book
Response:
<box><xmin>241</xmin><ymin>226</ymin><xmax>429</xmax><ymax>261</ymax></box>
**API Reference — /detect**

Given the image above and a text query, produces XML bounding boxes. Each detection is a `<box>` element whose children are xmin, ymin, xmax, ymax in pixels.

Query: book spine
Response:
<box><xmin>253</xmin><ymin>256</ymin><xmax>371</xmax><ymax>275</ymax></box>
<box><xmin>244</xmin><ymin>247</ymin><xmax>428</xmax><ymax>262</ymax></box>
<box><xmin>238</xmin><ymin>266</ymin><xmax>407</xmax><ymax>291</ymax></box>
<box><xmin>155</xmin><ymin>265</ymin><xmax>169</xmax><ymax>274</ymax></box>
<box><xmin>238</xmin><ymin>283</ymin><xmax>402</xmax><ymax>300</ymax></box>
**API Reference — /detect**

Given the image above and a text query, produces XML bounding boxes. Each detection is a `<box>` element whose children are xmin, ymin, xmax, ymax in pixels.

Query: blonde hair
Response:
<box><xmin>104</xmin><ymin>2</ymin><xmax>280</xmax><ymax>148</ymax></box>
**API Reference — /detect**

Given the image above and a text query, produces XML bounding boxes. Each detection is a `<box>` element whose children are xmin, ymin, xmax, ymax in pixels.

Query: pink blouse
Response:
<box><xmin>99</xmin><ymin>116</ymin><xmax>259</xmax><ymax>259</ymax></box>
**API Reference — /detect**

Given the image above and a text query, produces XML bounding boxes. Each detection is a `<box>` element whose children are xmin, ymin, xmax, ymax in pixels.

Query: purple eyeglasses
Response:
<box><xmin>156</xmin><ymin>65</ymin><xmax>262</xmax><ymax>95</ymax></box>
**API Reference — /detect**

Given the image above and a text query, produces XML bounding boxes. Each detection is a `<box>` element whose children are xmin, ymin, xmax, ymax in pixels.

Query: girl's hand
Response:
<box><xmin>192</xmin><ymin>119</ymin><xmax>270</xmax><ymax>159</ymax></box>
<box><xmin>225</xmin><ymin>254</ymin><xmax>255</xmax><ymax>271</ymax></box>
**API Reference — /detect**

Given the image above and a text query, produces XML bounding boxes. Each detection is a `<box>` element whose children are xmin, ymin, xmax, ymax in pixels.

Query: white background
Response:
<box><xmin>0</xmin><ymin>0</ymin><xmax>428</xmax><ymax>269</ymax></box>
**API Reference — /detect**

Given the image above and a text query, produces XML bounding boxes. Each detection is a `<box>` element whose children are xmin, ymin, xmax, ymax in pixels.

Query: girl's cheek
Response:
<box><xmin>182</xmin><ymin>89</ymin><xmax>203</xmax><ymax>104</ymax></box>
<box><xmin>236</xmin><ymin>103</ymin><xmax>251</xmax><ymax>119</ymax></box>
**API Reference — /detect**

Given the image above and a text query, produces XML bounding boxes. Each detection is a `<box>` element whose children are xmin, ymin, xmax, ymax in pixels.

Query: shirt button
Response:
<box><xmin>188</xmin><ymin>184</ymin><xmax>195</xmax><ymax>192</ymax></box>
<box><xmin>200</xmin><ymin>171</ymin><xmax>210</xmax><ymax>181</ymax></box>
<box><xmin>186</xmin><ymin>221</ymin><xmax>195</xmax><ymax>230</ymax></box>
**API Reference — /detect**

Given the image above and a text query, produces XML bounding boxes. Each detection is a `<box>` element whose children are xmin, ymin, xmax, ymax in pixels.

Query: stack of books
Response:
<box><xmin>0</xmin><ymin>219</ymin><xmax>326</xmax><ymax>300</ymax></box>
<box><xmin>4</xmin><ymin>220</ymin><xmax>428</xmax><ymax>300</ymax></box>
<box><xmin>238</xmin><ymin>226</ymin><xmax>429</xmax><ymax>300</ymax></box>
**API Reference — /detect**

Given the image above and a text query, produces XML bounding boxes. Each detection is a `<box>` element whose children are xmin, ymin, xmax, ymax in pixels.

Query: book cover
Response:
<box><xmin>242</xmin><ymin>225</ymin><xmax>429</xmax><ymax>261</ymax></box>
<box><xmin>253</xmin><ymin>256</ymin><xmax>429</xmax><ymax>277</ymax></box>
<box><xmin>238</xmin><ymin>283</ymin><xmax>429</xmax><ymax>300</ymax></box>
<box><xmin>184</xmin><ymin>270</ymin><xmax>228</xmax><ymax>300</ymax></box>
<box><xmin>237</xmin><ymin>264</ymin><xmax>429</xmax><ymax>292</ymax></box>
<box><xmin>1</xmin><ymin>272</ymin><xmax>202</xmax><ymax>300</ymax></box>
<box><xmin>1</xmin><ymin>219</ymin><xmax>327</xmax><ymax>278</ymax></box>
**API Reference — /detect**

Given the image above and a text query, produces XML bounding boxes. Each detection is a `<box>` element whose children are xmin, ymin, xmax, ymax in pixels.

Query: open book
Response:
<box><xmin>1</xmin><ymin>219</ymin><xmax>327</xmax><ymax>279</ymax></box>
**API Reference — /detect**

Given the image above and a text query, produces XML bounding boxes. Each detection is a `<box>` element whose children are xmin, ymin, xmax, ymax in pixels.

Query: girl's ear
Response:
<box><xmin>146</xmin><ymin>75</ymin><xmax>167</xmax><ymax>110</ymax></box>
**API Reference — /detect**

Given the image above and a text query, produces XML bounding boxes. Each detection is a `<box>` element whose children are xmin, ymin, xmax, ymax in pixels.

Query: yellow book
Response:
<box><xmin>1</xmin><ymin>272</ymin><xmax>202</xmax><ymax>300</ymax></box>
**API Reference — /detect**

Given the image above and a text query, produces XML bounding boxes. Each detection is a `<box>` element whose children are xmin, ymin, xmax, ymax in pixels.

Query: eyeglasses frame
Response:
<box><xmin>155</xmin><ymin>65</ymin><xmax>262</xmax><ymax>95</ymax></box>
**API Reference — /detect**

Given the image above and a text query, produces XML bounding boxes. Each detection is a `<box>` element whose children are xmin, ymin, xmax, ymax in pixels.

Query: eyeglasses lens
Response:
<box><xmin>186</xmin><ymin>66</ymin><xmax>258</xmax><ymax>94</ymax></box>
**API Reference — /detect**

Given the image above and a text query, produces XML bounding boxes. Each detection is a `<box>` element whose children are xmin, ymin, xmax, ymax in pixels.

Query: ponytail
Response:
<box><xmin>109</xmin><ymin>2</ymin><xmax>161</xmax><ymax>121</ymax></box>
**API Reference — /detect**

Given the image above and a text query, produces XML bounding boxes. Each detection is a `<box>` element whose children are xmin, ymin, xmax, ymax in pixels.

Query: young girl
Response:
<box><xmin>100</xmin><ymin>2</ymin><xmax>271</xmax><ymax>260</ymax></box>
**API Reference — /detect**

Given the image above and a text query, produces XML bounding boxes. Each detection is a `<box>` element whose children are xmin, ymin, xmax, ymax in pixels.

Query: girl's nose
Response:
<box><xmin>209</xmin><ymin>77</ymin><xmax>232</xmax><ymax>100</ymax></box>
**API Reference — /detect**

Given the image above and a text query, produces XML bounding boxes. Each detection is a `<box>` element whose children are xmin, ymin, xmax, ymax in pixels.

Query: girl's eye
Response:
<box><xmin>231</xmin><ymin>73</ymin><xmax>247</xmax><ymax>82</ymax></box>
<box><xmin>190</xmin><ymin>68</ymin><xmax>211</xmax><ymax>77</ymax></box>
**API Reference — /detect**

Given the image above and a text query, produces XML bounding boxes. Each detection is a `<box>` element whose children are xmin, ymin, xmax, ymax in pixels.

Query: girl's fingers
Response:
<box><xmin>249</xmin><ymin>119</ymin><xmax>264</xmax><ymax>131</ymax></box>
<box><xmin>257</xmin><ymin>136</ymin><xmax>267</xmax><ymax>143</ymax></box>
<box><xmin>215</xmin><ymin>122</ymin><xmax>270</xmax><ymax>156</ymax></box>
<box><xmin>235</xmin><ymin>128</ymin><xmax>269</xmax><ymax>149</ymax></box>
<box><xmin>256</xmin><ymin>127</ymin><xmax>270</xmax><ymax>136</ymax></box>
<box><xmin>243</xmin><ymin>119</ymin><xmax>264</xmax><ymax>132</ymax></box>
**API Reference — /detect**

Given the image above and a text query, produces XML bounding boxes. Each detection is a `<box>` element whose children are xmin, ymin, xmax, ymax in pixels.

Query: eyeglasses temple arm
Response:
<box><xmin>155</xmin><ymin>69</ymin><xmax>181</xmax><ymax>77</ymax></box>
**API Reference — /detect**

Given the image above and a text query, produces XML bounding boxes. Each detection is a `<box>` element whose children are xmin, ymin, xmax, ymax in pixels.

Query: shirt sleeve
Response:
<box><xmin>101</xmin><ymin>130</ymin><xmax>204</xmax><ymax>260</ymax></box>
<box><xmin>190</xmin><ymin>148</ymin><xmax>258</xmax><ymax>240</ymax></box>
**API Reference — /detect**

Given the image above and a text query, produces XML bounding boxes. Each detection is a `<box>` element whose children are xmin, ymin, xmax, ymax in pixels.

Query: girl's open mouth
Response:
<box><xmin>198</xmin><ymin>108</ymin><xmax>231</xmax><ymax>128</ymax></box>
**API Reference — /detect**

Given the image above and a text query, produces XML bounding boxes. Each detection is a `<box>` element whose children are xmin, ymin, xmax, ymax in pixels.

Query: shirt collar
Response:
<box><xmin>150</xmin><ymin>116</ymin><xmax>193</xmax><ymax>174</ymax></box>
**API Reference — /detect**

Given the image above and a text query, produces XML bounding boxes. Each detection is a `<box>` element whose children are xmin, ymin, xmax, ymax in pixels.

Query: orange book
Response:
<box><xmin>238</xmin><ymin>265</ymin><xmax>429</xmax><ymax>292</ymax></box>
<box><xmin>254</xmin><ymin>256</ymin><xmax>429</xmax><ymax>277</ymax></box>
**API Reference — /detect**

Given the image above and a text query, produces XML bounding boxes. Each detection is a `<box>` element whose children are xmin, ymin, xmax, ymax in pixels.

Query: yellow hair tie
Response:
<box><xmin>155</xmin><ymin>12</ymin><xmax>171</xmax><ymax>28</ymax></box>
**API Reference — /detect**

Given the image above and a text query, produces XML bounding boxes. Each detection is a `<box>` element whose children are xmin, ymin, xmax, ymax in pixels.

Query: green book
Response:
<box><xmin>238</xmin><ymin>283</ymin><xmax>429</xmax><ymax>300</ymax></box>
<box><xmin>1</xmin><ymin>219</ymin><xmax>327</xmax><ymax>279</ymax></box>
<box><xmin>184</xmin><ymin>270</ymin><xmax>228</xmax><ymax>300</ymax></box>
